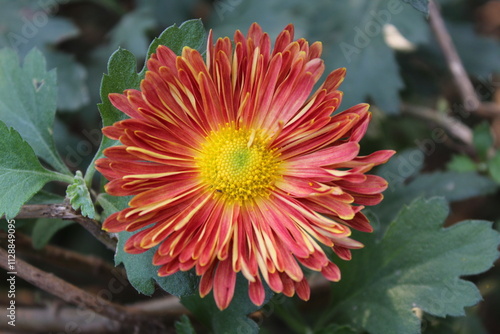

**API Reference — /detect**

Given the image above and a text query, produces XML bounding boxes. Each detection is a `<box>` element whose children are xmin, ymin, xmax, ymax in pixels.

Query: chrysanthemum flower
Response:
<box><xmin>96</xmin><ymin>23</ymin><xmax>395</xmax><ymax>310</ymax></box>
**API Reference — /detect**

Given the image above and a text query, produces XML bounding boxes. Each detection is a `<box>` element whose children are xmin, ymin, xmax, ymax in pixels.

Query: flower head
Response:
<box><xmin>96</xmin><ymin>23</ymin><xmax>395</xmax><ymax>310</ymax></box>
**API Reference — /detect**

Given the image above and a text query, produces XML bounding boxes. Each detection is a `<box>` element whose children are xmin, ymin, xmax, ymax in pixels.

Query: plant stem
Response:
<box><xmin>15</xmin><ymin>203</ymin><xmax>117</xmax><ymax>251</ymax></box>
<box><xmin>429</xmin><ymin>0</ymin><xmax>480</xmax><ymax>112</ymax></box>
<box><xmin>0</xmin><ymin>247</ymin><xmax>163</xmax><ymax>330</ymax></box>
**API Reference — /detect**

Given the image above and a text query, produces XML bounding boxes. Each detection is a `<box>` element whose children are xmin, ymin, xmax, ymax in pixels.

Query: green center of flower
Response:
<box><xmin>197</xmin><ymin>125</ymin><xmax>281</xmax><ymax>203</ymax></box>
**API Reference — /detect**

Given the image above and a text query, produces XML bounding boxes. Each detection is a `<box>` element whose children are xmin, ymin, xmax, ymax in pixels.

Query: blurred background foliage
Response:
<box><xmin>0</xmin><ymin>0</ymin><xmax>499</xmax><ymax>333</ymax></box>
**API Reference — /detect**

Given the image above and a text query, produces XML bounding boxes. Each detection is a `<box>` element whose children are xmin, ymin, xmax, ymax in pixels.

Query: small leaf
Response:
<box><xmin>487</xmin><ymin>151</ymin><xmax>500</xmax><ymax>183</ymax></box>
<box><xmin>0</xmin><ymin>121</ymin><xmax>72</xmax><ymax>219</ymax></box>
<box><xmin>32</xmin><ymin>218</ymin><xmax>75</xmax><ymax>249</ymax></box>
<box><xmin>447</xmin><ymin>154</ymin><xmax>477</xmax><ymax>172</ymax></box>
<box><xmin>143</xmin><ymin>19</ymin><xmax>206</xmax><ymax>73</ymax></box>
<box><xmin>97</xmin><ymin>194</ymin><xmax>199</xmax><ymax>297</ymax></box>
<box><xmin>473</xmin><ymin>122</ymin><xmax>493</xmax><ymax>161</ymax></box>
<box><xmin>175</xmin><ymin>315</ymin><xmax>197</xmax><ymax>334</ymax></box>
<box><xmin>318</xmin><ymin>197</ymin><xmax>500</xmax><ymax>334</ymax></box>
<box><xmin>403</xmin><ymin>0</ymin><xmax>429</xmax><ymax>14</ymax></box>
<box><xmin>0</xmin><ymin>48</ymin><xmax>70</xmax><ymax>174</ymax></box>
<box><xmin>66</xmin><ymin>171</ymin><xmax>96</xmax><ymax>219</ymax></box>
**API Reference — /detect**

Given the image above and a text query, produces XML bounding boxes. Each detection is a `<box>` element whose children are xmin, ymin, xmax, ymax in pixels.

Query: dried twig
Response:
<box><xmin>0</xmin><ymin>297</ymin><xmax>187</xmax><ymax>334</ymax></box>
<box><xmin>401</xmin><ymin>104</ymin><xmax>474</xmax><ymax>148</ymax></box>
<box><xmin>429</xmin><ymin>0</ymin><xmax>481</xmax><ymax>112</ymax></box>
<box><xmin>14</xmin><ymin>203</ymin><xmax>80</xmax><ymax>219</ymax></box>
<box><xmin>0</xmin><ymin>231</ymin><xmax>126</xmax><ymax>281</ymax></box>
<box><xmin>0</xmin><ymin>306</ymin><xmax>121</xmax><ymax>333</ymax></box>
<box><xmin>429</xmin><ymin>0</ymin><xmax>500</xmax><ymax>118</ymax></box>
<box><xmin>15</xmin><ymin>203</ymin><xmax>117</xmax><ymax>251</ymax></box>
<box><xmin>128</xmin><ymin>296</ymin><xmax>187</xmax><ymax>316</ymax></box>
<box><xmin>0</xmin><ymin>247</ymin><xmax>163</xmax><ymax>331</ymax></box>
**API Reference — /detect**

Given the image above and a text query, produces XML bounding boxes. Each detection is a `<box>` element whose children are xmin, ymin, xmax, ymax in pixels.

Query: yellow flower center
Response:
<box><xmin>197</xmin><ymin>124</ymin><xmax>281</xmax><ymax>203</ymax></box>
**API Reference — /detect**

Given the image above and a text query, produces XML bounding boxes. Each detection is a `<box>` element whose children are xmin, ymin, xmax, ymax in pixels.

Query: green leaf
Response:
<box><xmin>181</xmin><ymin>274</ymin><xmax>272</xmax><ymax>334</ymax></box>
<box><xmin>0</xmin><ymin>48</ymin><xmax>70</xmax><ymax>174</ymax></box>
<box><xmin>175</xmin><ymin>315</ymin><xmax>197</xmax><ymax>334</ymax></box>
<box><xmin>315</xmin><ymin>324</ymin><xmax>359</xmax><ymax>334</ymax></box>
<box><xmin>375</xmin><ymin>149</ymin><xmax>497</xmax><ymax>223</ymax></box>
<box><xmin>142</xmin><ymin>19</ymin><xmax>206</xmax><ymax>73</ymax></box>
<box><xmin>28</xmin><ymin>191</ymin><xmax>65</xmax><ymax>204</ymax></box>
<box><xmin>66</xmin><ymin>170</ymin><xmax>96</xmax><ymax>219</ymax></box>
<box><xmin>335</xmin><ymin>37</ymin><xmax>404</xmax><ymax>113</ymax></box>
<box><xmin>84</xmin><ymin>48</ymin><xmax>142</xmax><ymax>184</ymax></box>
<box><xmin>31</xmin><ymin>218</ymin><xmax>75</xmax><ymax>249</ymax></box>
<box><xmin>403</xmin><ymin>0</ymin><xmax>429</xmax><ymax>14</ymax></box>
<box><xmin>85</xmin><ymin>19</ymin><xmax>206</xmax><ymax>183</ymax></box>
<box><xmin>0</xmin><ymin>1</ymin><xmax>89</xmax><ymax>112</ymax></box>
<box><xmin>97</xmin><ymin>193</ymin><xmax>132</xmax><ymax>220</ymax></box>
<box><xmin>447</xmin><ymin>154</ymin><xmax>477</xmax><ymax>173</ymax></box>
<box><xmin>97</xmin><ymin>193</ymin><xmax>199</xmax><ymax>297</ymax></box>
<box><xmin>318</xmin><ymin>197</ymin><xmax>500</xmax><ymax>334</ymax></box>
<box><xmin>116</xmin><ymin>230</ymin><xmax>199</xmax><ymax>296</ymax></box>
<box><xmin>48</xmin><ymin>52</ymin><xmax>90</xmax><ymax>112</ymax></box>
<box><xmin>0</xmin><ymin>121</ymin><xmax>72</xmax><ymax>219</ymax></box>
<box><xmin>487</xmin><ymin>151</ymin><xmax>500</xmax><ymax>183</ymax></box>
<box><xmin>473</xmin><ymin>122</ymin><xmax>493</xmax><ymax>161</ymax></box>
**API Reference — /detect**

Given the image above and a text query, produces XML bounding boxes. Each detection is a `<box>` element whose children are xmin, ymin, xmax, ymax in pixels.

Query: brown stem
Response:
<box><xmin>0</xmin><ymin>296</ymin><xmax>188</xmax><ymax>333</ymax></box>
<box><xmin>14</xmin><ymin>203</ymin><xmax>117</xmax><ymax>251</ymax></box>
<box><xmin>0</xmin><ymin>306</ymin><xmax>121</xmax><ymax>333</ymax></box>
<box><xmin>0</xmin><ymin>306</ymin><xmax>179</xmax><ymax>334</ymax></box>
<box><xmin>128</xmin><ymin>296</ymin><xmax>187</xmax><ymax>316</ymax></box>
<box><xmin>401</xmin><ymin>104</ymin><xmax>474</xmax><ymax>147</ymax></box>
<box><xmin>0</xmin><ymin>247</ymin><xmax>163</xmax><ymax>330</ymax></box>
<box><xmin>0</xmin><ymin>231</ymin><xmax>126</xmax><ymax>281</ymax></box>
<box><xmin>429</xmin><ymin>0</ymin><xmax>481</xmax><ymax>112</ymax></box>
<box><xmin>477</xmin><ymin>101</ymin><xmax>500</xmax><ymax>118</ymax></box>
<box><xmin>14</xmin><ymin>203</ymin><xmax>80</xmax><ymax>219</ymax></box>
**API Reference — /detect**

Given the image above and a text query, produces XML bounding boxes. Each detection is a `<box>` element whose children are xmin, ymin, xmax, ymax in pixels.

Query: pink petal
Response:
<box><xmin>321</xmin><ymin>262</ymin><xmax>341</xmax><ymax>281</ymax></box>
<box><xmin>249</xmin><ymin>276</ymin><xmax>266</xmax><ymax>306</ymax></box>
<box><xmin>295</xmin><ymin>279</ymin><xmax>311</xmax><ymax>301</ymax></box>
<box><xmin>287</xmin><ymin>142</ymin><xmax>360</xmax><ymax>167</ymax></box>
<box><xmin>213</xmin><ymin>259</ymin><xmax>237</xmax><ymax>310</ymax></box>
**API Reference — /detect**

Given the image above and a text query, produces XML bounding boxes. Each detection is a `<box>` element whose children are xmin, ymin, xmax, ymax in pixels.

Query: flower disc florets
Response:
<box><xmin>197</xmin><ymin>124</ymin><xmax>281</xmax><ymax>203</ymax></box>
